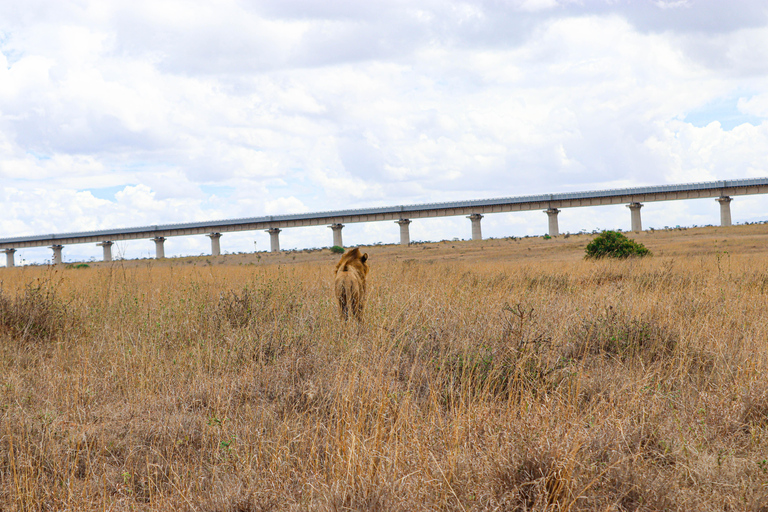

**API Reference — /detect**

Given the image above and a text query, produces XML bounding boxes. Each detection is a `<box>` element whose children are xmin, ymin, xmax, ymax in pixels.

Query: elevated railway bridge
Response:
<box><xmin>2</xmin><ymin>177</ymin><xmax>767</xmax><ymax>265</ymax></box>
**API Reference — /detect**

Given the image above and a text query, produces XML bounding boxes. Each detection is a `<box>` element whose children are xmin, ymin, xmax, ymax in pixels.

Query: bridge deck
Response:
<box><xmin>2</xmin><ymin>178</ymin><xmax>767</xmax><ymax>249</ymax></box>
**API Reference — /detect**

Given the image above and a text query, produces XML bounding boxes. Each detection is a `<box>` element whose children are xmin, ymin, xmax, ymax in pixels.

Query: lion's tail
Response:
<box><xmin>336</xmin><ymin>275</ymin><xmax>360</xmax><ymax>321</ymax></box>
<box><xmin>337</xmin><ymin>283</ymin><xmax>349</xmax><ymax>319</ymax></box>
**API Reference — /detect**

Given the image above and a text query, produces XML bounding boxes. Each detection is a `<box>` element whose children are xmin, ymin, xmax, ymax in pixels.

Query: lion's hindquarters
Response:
<box><xmin>335</xmin><ymin>270</ymin><xmax>364</xmax><ymax>321</ymax></box>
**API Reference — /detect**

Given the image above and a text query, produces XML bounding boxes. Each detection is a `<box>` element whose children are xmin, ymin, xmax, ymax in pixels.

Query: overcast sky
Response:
<box><xmin>2</xmin><ymin>0</ymin><xmax>767</xmax><ymax>264</ymax></box>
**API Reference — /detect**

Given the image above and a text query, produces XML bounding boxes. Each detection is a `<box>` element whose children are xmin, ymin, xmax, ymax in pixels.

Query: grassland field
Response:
<box><xmin>2</xmin><ymin>224</ymin><xmax>768</xmax><ymax>511</ymax></box>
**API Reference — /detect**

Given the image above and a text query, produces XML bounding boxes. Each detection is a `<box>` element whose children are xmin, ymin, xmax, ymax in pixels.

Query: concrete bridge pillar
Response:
<box><xmin>545</xmin><ymin>208</ymin><xmax>560</xmax><ymax>236</ymax></box>
<box><xmin>330</xmin><ymin>223</ymin><xmax>344</xmax><ymax>247</ymax></box>
<box><xmin>717</xmin><ymin>196</ymin><xmax>732</xmax><ymax>226</ymax></box>
<box><xmin>3</xmin><ymin>248</ymin><xmax>16</xmax><ymax>267</ymax></box>
<box><xmin>50</xmin><ymin>245</ymin><xmax>63</xmax><ymax>265</ymax></box>
<box><xmin>97</xmin><ymin>241</ymin><xmax>114</xmax><ymax>262</ymax></box>
<box><xmin>396</xmin><ymin>219</ymin><xmax>411</xmax><ymax>246</ymax></box>
<box><xmin>207</xmin><ymin>233</ymin><xmax>222</xmax><ymax>256</ymax></box>
<box><xmin>152</xmin><ymin>237</ymin><xmax>166</xmax><ymax>259</ymax></box>
<box><xmin>467</xmin><ymin>214</ymin><xmax>483</xmax><ymax>240</ymax></box>
<box><xmin>627</xmin><ymin>202</ymin><xmax>643</xmax><ymax>232</ymax></box>
<box><xmin>267</xmin><ymin>228</ymin><xmax>281</xmax><ymax>252</ymax></box>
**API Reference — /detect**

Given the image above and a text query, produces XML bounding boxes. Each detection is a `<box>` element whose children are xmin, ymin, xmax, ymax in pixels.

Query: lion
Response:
<box><xmin>334</xmin><ymin>247</ymin><xmax>369</xmax><ymax>321</ymax></box>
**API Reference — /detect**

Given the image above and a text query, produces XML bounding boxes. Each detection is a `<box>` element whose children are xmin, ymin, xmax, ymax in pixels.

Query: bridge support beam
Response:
<box><xmin>207</xmin><ymin>233</ymin><xmax>222</xmax><ymax>256</ymax></box>
<box><xmin>717</xmin><ymin>196</ymin><xmax>732</xmax><ymax>226</ymax></box>
<box><xmin>627</xmin><ymin>202</ymin><xmax>643</xmax><ymax>232</ymax></box>
<box><xmin>3</xmin><ymin>248</ymin><xmax>16</xmax><ymax>267</ymax></box>
<box><xmin>97</xmin><ymin>241</ymin><xmax>114</xmax><ymax>262</ymax></box>
<box><xmin>396</xmin><ymin>219</ymin><xmax>411</xmax><ymax>246</ymax></box>
<box><xmin>50</xmin><ymin>245</ymin><xmax>63</xmax><ymax>265</ymax></box>
<box><xmin>545</xmin><ymin>208</ymin><xmax>560</xmax><ymax>236</ymax></box>
<box><xmin>330</xmin><ymin>223</ymin><xmax>344</xmax><ymax>247</ymax></box>
<box><xmin>267</xmin><ymin>228</ymin><xmax>281</xmax><ymax>253</ymax></box>
<box><xmin>468</xmin><ymin>214</ymin><xmax>483</xmax><ymax>240</ymax></box>
<box><xmin>152</xmin><ymin>237</ymin><xmax>166</xmax><ymax>259</ymax></box>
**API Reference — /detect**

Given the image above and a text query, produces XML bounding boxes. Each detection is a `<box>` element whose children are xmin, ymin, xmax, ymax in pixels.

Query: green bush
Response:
<box><xmin>330</xmin><ymin>245</ymin><xmax>345</xmax><ymax>254</ymax></box>
<box><xmin>585</xmin><ymin>230</ymin><xmax>651</xmax><ymax>259</ymax></box>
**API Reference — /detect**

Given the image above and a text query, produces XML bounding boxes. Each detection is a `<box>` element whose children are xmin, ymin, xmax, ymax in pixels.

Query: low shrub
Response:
<box><xmin>0</xmin><ymin>281</ymin><xmax>72</xmax><ymax>342</ymax></box>
<box><xmin>330</xmin><ymin>245</ymin><xmax>345</xmax><ymax>254</ymax></box>
<box><xmin>568</xmin><ymin>307</ymin><xmax>677</xmax><ymax>363</ymax></box>
<box><xmin>585</xmin><ymin>230</ymin><xmax>650</xmax><ymax>259</ymax></box>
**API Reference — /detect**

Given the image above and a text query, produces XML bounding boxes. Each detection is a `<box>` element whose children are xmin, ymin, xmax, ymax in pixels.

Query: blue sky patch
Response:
<box><xmin>26</xmin><ymin>151</ymin><xmax>51</xmax><ymax>160</ymax></box>
<box><xmin>201</xmin><ymin>185</ymin><xmax>235</xmax><ymax>198</ymax></box>
<box><xmin>684</xmin><ymin>96</ymin><xmax>764</xmax><ymax>130</ymax></box>
<box><xmin>85</xmin><ymin>185</ymin><xmax>133</xmax><ymax>201</ymax></box>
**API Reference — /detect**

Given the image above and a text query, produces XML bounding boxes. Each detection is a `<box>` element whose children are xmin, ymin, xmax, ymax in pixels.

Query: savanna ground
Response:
<box><xmin>2</xmin><ymin>224</ymin><xmax>768</xmax><ymax>511</ymax></box>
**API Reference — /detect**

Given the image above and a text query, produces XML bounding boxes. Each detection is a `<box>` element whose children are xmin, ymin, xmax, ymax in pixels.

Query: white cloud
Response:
<box><xmin>519</xmin><ymin>0</ymin><xmax>560</xmax><ymax>12</ymax></box>
<box><xmin>264</xmin><ymin>196</ymin><xmax>309</xmax><ymax>215</ymax></box>
<box><xmin>739</xmin><ymin>94</ymin><xmax>768</xmax><ymax>118</ymax></box>
<box><xmin>644</xmin><ymin>120</ymin><xmax>768</xmax><ymax>183</ymax></box>
<box><xmin>1</xmin><ymin>0</ymin><xmax>768</xmax><ymax>265</ymax></box>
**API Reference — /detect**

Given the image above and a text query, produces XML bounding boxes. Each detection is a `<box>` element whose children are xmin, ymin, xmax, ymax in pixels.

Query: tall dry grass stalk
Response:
<box><xmin>1</xmin><ymin>243</ymin><xmax>768</xmax><ymax>510</ymax></box>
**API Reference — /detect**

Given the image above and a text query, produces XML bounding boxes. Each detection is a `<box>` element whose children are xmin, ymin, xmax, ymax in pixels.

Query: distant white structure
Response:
<box><xmin>1</xmin><ymin>178</ymin><xmax>765</xmax><ymax>265</ymax></box>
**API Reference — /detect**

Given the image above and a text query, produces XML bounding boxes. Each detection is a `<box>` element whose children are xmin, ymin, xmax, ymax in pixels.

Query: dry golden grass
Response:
<box><xmin>2</xmin><ymin>224</ymin><xmax>768</xmax><ymax>511</ymax></box>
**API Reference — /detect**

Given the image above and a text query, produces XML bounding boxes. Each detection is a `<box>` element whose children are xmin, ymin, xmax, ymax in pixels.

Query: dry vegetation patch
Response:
<box><xmin>2</xmin><ymin>228</ymin><xmax>768</xmax><ymax>510</ymax></box>
<box><xmin>0</xmin><ymin>275</ymin><xmax>76</xmax><ymax>343</ymax></box>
